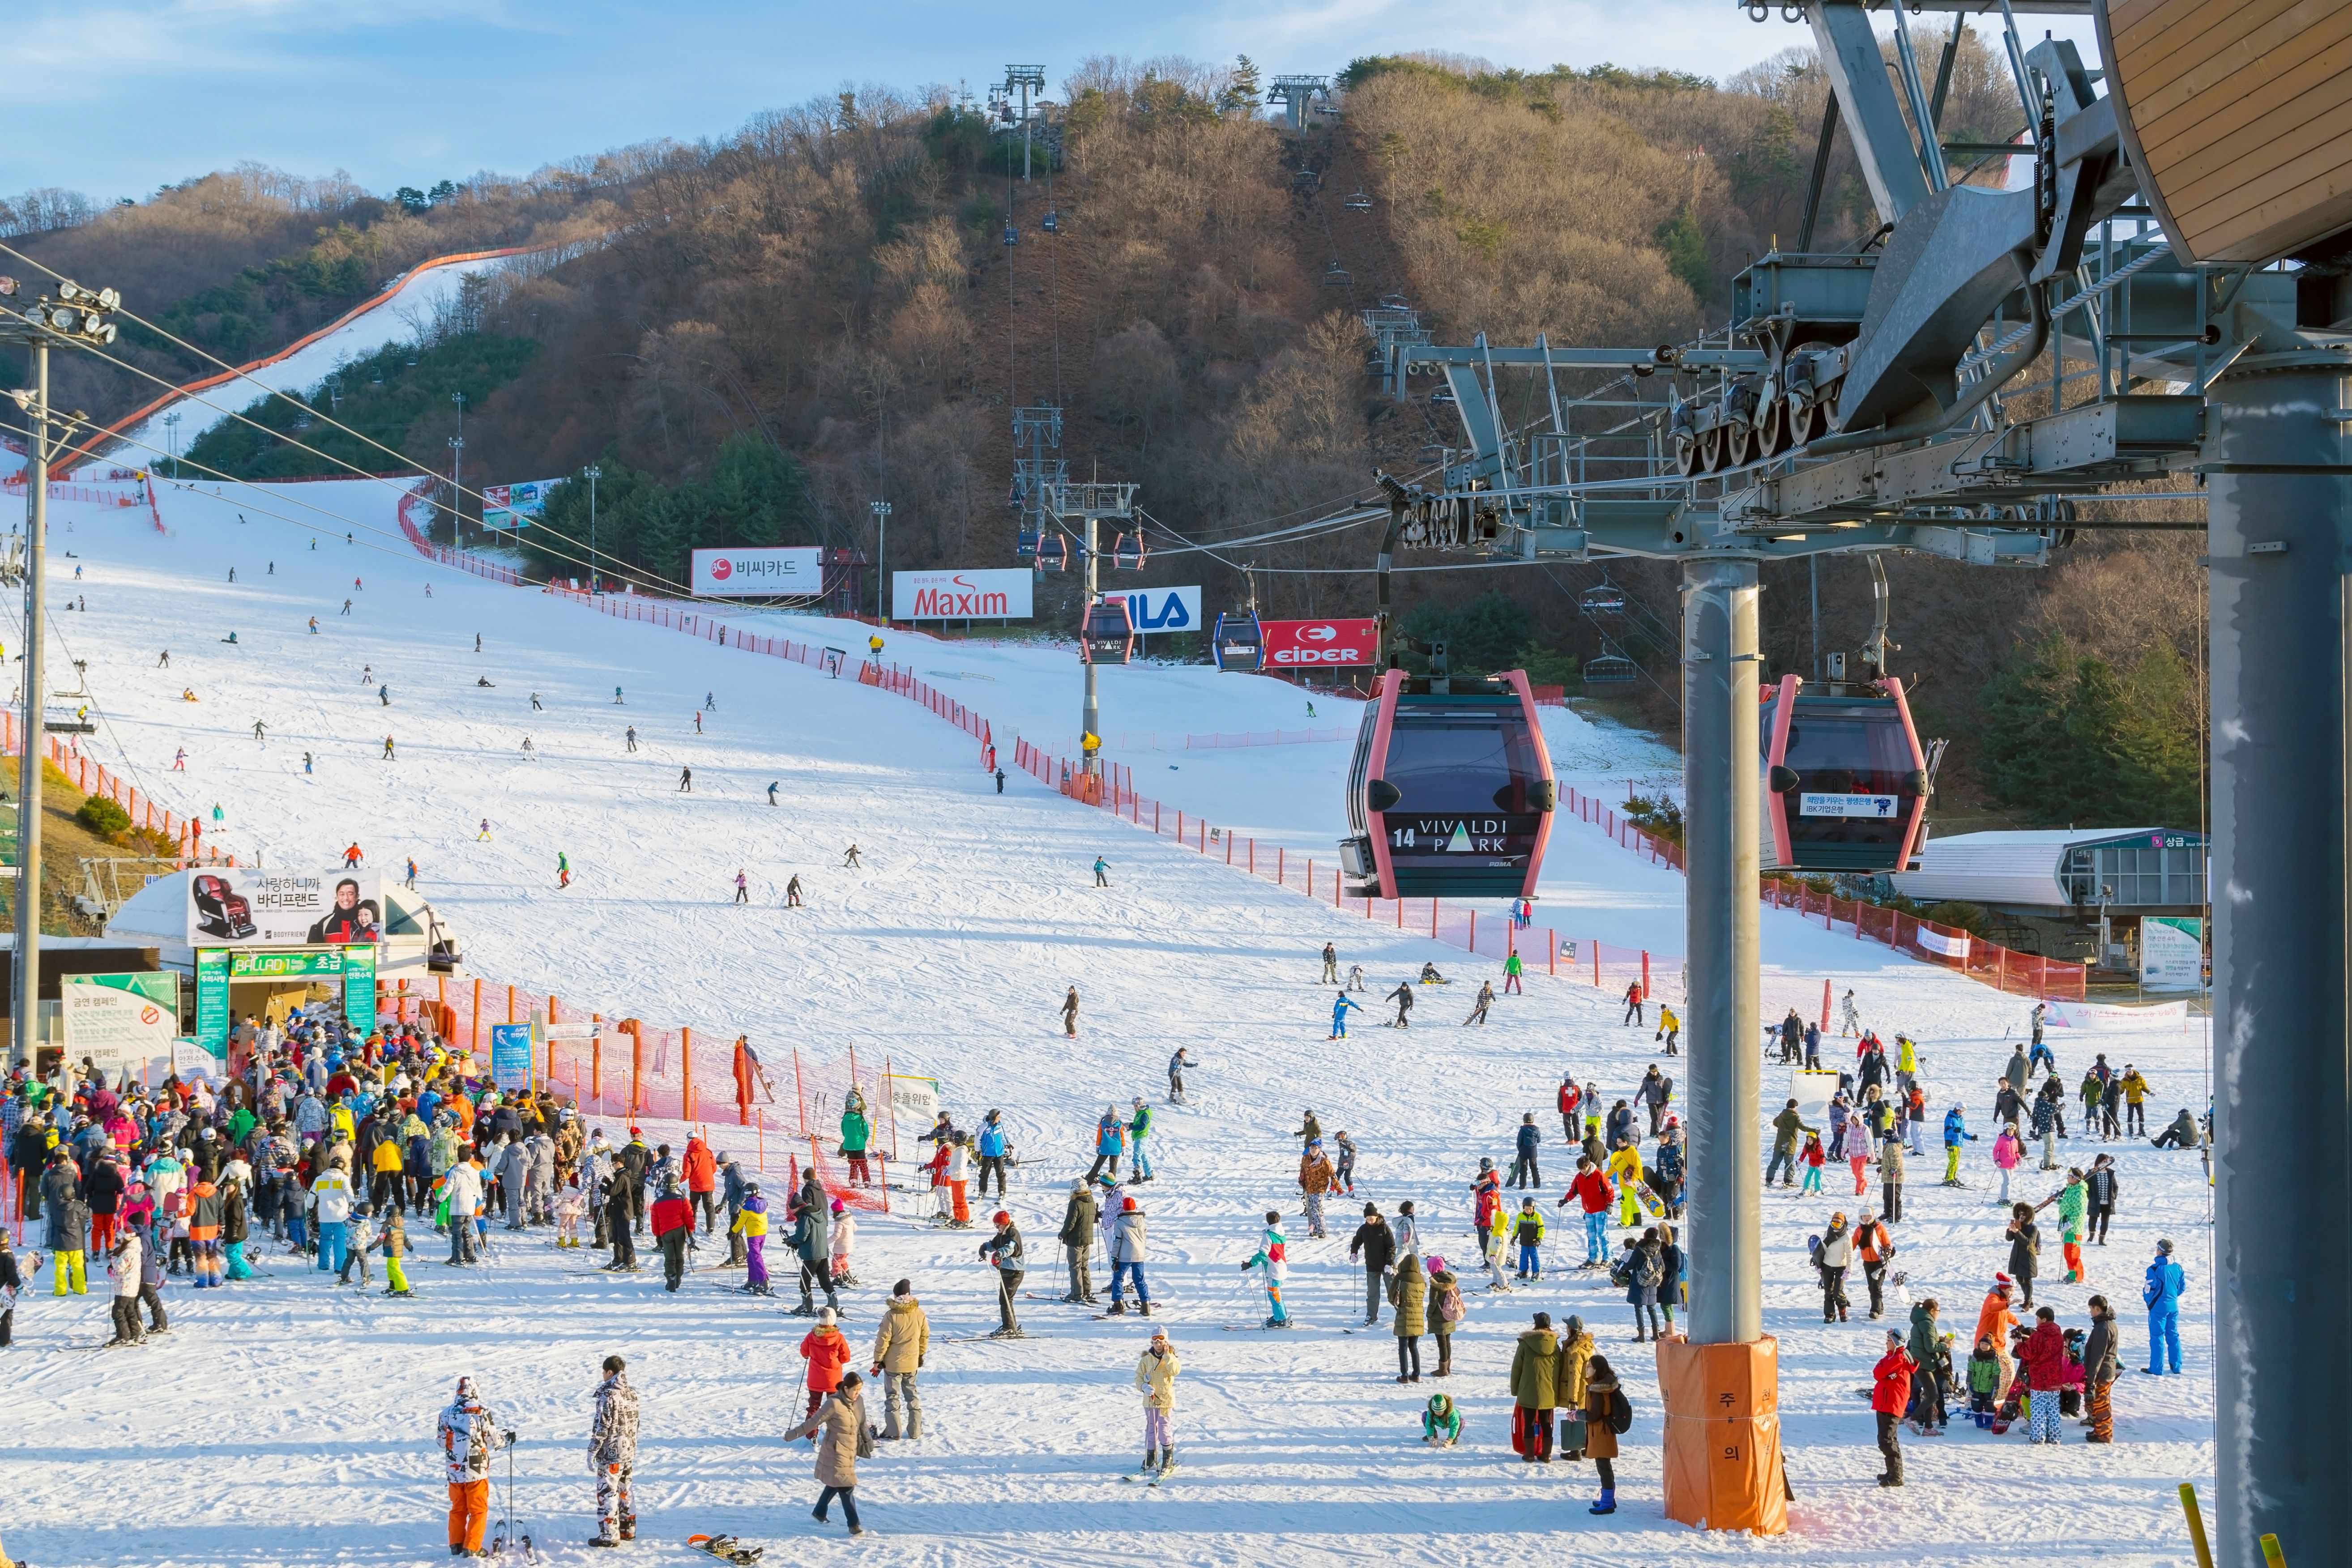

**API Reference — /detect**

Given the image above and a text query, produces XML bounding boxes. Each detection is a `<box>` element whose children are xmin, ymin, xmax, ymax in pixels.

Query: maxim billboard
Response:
<box><xmin>892</xmin><ymin>569</ymin><xmax>1035</xmax><ymax>621</ymax></box>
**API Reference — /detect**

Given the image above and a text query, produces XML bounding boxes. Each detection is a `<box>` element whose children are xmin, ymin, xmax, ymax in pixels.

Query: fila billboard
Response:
<box><xmin>1108</xmin><ymin>584</ymin><xmax>1202</xmax><ymax>632</ymax></box>
<box><xmin>1262</xmin><ymin>617</ymin><xmax>1379</xmax><ymax>667</ymax></box>
<box><xmin>691</xmin><ymin>546</ymin><xmax>825</xmax><ymax>597</ymax></box>
<box><xmin>892</xmin><ymin>568</ymin><xmax>1035</xmax><ymax>621</ymax></box>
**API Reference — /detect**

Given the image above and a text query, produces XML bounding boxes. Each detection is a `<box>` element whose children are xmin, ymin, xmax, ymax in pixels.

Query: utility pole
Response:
<box><xmin>162</xmin><ymin>410</ymin><xmax>179</xmax><ymax>480</ymax></box>
<box><xmin>1082</xmin><ymin>512</ymin><xmax>1100</xmax><ymax>773</ymax></box>
<box><xmin>870</xmin><ymin>500</ymin><xmax>891</xmax><ymax>621</ymax></box>
<box><xmin>584</xmin><ymin>464</ymin><xmax>601</xmax><ymax>589</ymax></box>
<box><xmin>0</xmin><ymin>272</ymin><xmax>120</xmax><ymax>1073</ymax></box>
<box><xmin>450</xmin><ymin>390</ymin><xmax>467</xmax><ymax>543</ymax></box>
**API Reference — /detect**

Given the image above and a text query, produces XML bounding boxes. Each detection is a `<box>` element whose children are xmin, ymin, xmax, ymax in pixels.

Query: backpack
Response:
<box><xmin>1607</xmin><ymin>1386</ymin><xmax>1633</xmax><ymax>1435</ymax></box>
<box><xmin>1633</xmin><ymin>1248</ymin><xmax>1664</xmax><ymax>1288</ymax></box>
<box><xmin>1437</xmin><ymin>1281</ymin><xmax>1465</xmax><ymax>1323</ymax></box>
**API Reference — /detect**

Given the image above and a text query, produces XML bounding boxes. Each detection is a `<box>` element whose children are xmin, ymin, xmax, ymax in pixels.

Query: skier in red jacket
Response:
<box><xmin>1871</xmin><ymin>1332</ymin><xmax>1916</xmax><ymax>1486</ymax></box>
<box><xmin>650</xmin><ymin>1182</ymin><xmax>695</xmax><ymax>1291</ymax></box>
<box><xmin>1559</xmin><ymin>1157</ymin><xmax>1616</xmax><ymax>1267</ymax></box>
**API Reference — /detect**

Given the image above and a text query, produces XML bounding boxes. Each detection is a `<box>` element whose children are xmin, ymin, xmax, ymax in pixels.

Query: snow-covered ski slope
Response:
<box><xmin>4</xmin><ymin>479</ymin><xmax>2215</xmax><ymax>1566</ymax></box>
<box><xmin>82</xmin><ymin>247</ymin><xmax>558</xmax><ymax>479</ymax></box>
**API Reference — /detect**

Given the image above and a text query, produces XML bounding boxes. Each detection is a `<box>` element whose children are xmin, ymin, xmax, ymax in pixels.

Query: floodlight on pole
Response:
<box><xmin>870</xmin><ymin>499</ymin><xmax>892</xmax><ymax>621</ymax></box>
<box><xmin>584</xmin><ymin>464</ymin><xmax>602</xmax><ymax>591</ymax></box>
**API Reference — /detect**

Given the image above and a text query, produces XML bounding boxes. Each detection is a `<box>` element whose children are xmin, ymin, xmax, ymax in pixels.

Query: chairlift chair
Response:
<box><xmin>1003</xmin><ymin>223</ymin><xmax>1019</xmax><ymax>247</ymax></box>
<box><xmin>1212</xmin><ymin>610</ymin><xmax>1264</xmax><ymax>673</ymax></box>
<box><xmin>1758</xmin><ymin>673</ymin><xmax>1931</xmax><ymax>874</ymax></box>
<box><xmin>1016</xmin><ymin>527</ymin><xmax>1040</xmax><ymax>562</ymax></box>
<box><xmin>1292</xmin><ymin>166</ymin><xmax>1321</xmax><ymax>190</ymax></box>
<box><xmin>1338</xmin><ymin>668</ymin><xmax>1557</xmax><ymax>901</ymax></box>
<box><xmin>1579</xmin><ymin>582</ymin><xmax>1627</xmax><ymax>614</ymax></box>
<box><xmin>1581</xmin><ymin>654</ymin><xmax>1638</xmax><ymax>684</ymax></box>
<box><xmin>1036</xmin><ymin>533</ymin><xmax>1068</xmax><ymax>571</ymax></box>
<box><xmin>1080</xmin><ymin>597</ymin><xmax>1136</xmax><ymax>665</ymax></box>
<box><xmin>1344</xmin><ymin>190</ymin><xmax>1374</xmax><ymax>212</ymax></box>
<box><xmin>1322</xmin><ymin>260</ymin><xmax>1352</xmax><ymax>287</ymax></box>
<box><xmin>1042</xmin><ymin>209</ymin><xmax>1059</xmax><ymax>233</ymax></box>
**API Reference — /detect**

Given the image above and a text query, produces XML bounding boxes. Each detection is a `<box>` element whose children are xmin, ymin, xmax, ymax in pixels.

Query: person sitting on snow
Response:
<box><xmin>1418</xmin><ymin>962</ymin><xmax>1447</xmax><ymax>985</ymax></box>
<box><xmin>1421</xmin><ymin>1392</ymin><xmax>1462</xmax><ymax>1447</ymax></box>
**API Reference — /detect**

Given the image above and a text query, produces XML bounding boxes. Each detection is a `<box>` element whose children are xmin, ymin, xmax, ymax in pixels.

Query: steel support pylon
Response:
<box><xmin>2207</xmin><ymin>348</ymin><xmax>2352</xmax><ymax>1568</ymax></box>
<box><xmin>1682</xmin><ymin>557</ymin><xmax>1762</xmax><ymax>1345</ymax></box>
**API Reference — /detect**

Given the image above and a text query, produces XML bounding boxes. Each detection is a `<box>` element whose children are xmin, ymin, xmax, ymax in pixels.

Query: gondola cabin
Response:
<box><xmin>1036</xmin><ymin>533</ymin><xmax>1068</xmax><ymax>571</ymax></box>
<box><xmin>1759</xmin><ymin>674</ymin><xmax>1929</xmax><ymax>873</ymax></box>
<box><xmin>1212</xmin><ymin>611</ymin><xmax>1264</xmax><ymax>673</ymax></box>
<box><xmin>1080</xmin><ymin>597</ymin><xmax>1136</xmax><ymax>665</ymax></box>
<box><xmin>1340</xmin><ymin>669</ymin><xmax>1556</xmax><ymax>900</ymax></box>
<box><xmin>1016</xmin><ymin>528</ymin><xmax>1040</xmax><ymax>562</ymax></box>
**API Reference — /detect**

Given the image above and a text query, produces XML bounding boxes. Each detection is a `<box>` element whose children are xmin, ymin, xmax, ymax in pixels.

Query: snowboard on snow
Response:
<box><xmin>687</xmin><ymin>1534</ymin><xmax>763</xmax><ymax>1564</ymax></box>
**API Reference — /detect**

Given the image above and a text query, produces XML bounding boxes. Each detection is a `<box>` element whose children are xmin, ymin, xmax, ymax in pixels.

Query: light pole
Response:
<box><xmin>584</xmin><ymin>464</ymin><xmax>602</xmax><ymax>590</ymax></box>
<box><xmin>162</xmin><ymin>410</ymin><xmax>179</xmax><ymax>480</ymax></box>
<box><xmin>0</xmin><ymin>272</ymin><xmax>121</xmax><ymax>1073</ymax></box>
<box><xmin>447</xmin><ymin>435</ymin><xmax>465</xmax><ymax>546</ymax></box>
<box><xmin>870</xmin><ymin>500</ymin><xmax>891</xmax><ymax>621</ymax></box>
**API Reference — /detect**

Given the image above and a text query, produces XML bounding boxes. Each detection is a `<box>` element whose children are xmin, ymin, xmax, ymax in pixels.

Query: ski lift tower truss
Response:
<box><xmin>998</xmin><ymin>65</ymin><xmax>1049</xmax><ymax>179</ymax></box>
<box><xmin>1267</xmin><ymin>75</ymin><xmax>1329</xmax><ymax>132</ymax></box>
<box><xmin>1352</xmin><ymin>4</ymin><xmax>2352</xmax><ymax>1553</ymax></box>
<box><xmin>1011</xmin><ymin>404</ymin><xmax>1067</xmax><ymax>523</ymax></box>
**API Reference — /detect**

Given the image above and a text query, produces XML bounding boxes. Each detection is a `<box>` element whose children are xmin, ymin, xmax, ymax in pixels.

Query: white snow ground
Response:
<box><xmin>0</xmin><ymin>479</ymin><xmax>2217</xmax><ymax>1566</ymax></box>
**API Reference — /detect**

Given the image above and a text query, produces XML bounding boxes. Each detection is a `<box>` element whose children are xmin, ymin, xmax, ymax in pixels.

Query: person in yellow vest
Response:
<box><xmin>1607</xmin><ymin>1138</ymin><xmax>1645</xmax><ymax>1228</ymax></box>
<box><xmin>371</xmin><ymin>1131</ymin><xmax>406</xmax><ymax>1214</ymax></box>
<box><xmin>328</xmin><ymin>1097</ymin><xmax>357</xmax><ymax>1148</ymax></box>
<box><xmin>732</xmin><ymin>1181</ymin><xmax>772</xmax><ymax>1294</ymax></box>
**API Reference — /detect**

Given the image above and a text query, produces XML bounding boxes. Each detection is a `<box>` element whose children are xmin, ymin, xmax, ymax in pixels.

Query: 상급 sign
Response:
<box><xmin>692</xmin><ymin>547</ymin><xmax>824</xmax><ymax>597</ymax></box>
<box><xmin>1261</xmin><ymin>618</ymin><xmax>1379</xmax><ymax>666</ymax></box>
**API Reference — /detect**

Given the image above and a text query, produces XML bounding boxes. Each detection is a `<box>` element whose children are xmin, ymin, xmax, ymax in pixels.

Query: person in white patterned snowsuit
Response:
<box><xmin>437</xmin><ymin>1376</ymin><xmax>508</xmax><ymax>1557</ymax></box>
<box><xmin>589</xmin><ymin>1355</ymin><xmax>639</xmax><ymax>1547</ymax></box>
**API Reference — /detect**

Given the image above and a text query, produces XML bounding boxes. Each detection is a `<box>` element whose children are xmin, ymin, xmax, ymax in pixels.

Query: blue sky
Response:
<box><xmin>5</xmin><ymin>1</ymin><xmax>2104</xmax><ymax>201</ymax></box>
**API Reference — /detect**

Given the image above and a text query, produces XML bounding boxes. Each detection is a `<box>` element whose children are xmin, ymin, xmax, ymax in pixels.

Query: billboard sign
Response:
<box><xmin>189</xmin><ymin>869</ymin><xmax>381</xmax><ymax>948</ymax></box>
<box><xmin>489</xmin><ymin>1023</ymin><xmax>535</xmax><ymax>1091</ymax></box>
<box><xmin>691</xmin><ymin>546</ymin><xmax>825</xmax><ymax>597</ymax></box>
<box><xmin>61</xmin><ymin>973</ymin><xmax>179</xmax><ymax>1080</ymax></box>
<box><xmin>1262</xmin><ymin>617</ymin><xmax>1379</xmax><ymax>668</ymax></box>
<box><xmin>482</xmin><ymin>478</ymin><xmax>562</xmax><ymax>530</ymax></box>
<box><xmin>893</xmin><ymin>568</ymin><xmax>1034</xmax><ymax>621</ymax></box>
<box><xmin>1107</xmin><ymin>585</ymin><xmax>1202</xmax><ymax>634</ymax></box>
<box><xmin>2140</xmin><ymin>915</ymin><xmax>2205</xmax><ymax>990</ymax></box>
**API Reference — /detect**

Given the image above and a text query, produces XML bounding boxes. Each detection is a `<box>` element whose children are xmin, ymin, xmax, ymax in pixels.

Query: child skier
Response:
<box><xmin>555</xmin><ymin>1176</ymin><xmax>588</xmax><ymax>1248</ymax></box>
<box><xmin>379</xmin><ymin>1206</ymin><xmax>410</xmax><ymax>1297</ymax></box>
<box><xmin>1131</xmin><ymin>1327</ymin><xmax>1180</xmax><ymax>1480</ymax></box>
<box><xmin>734</xmin><ymin>1183</ymin><xmax>770</xmax><ymax>1294</ymax></box>
<box><xmin>1240</xmin><ymin>1211</ymin><xmax>1290</xmax><ymax>1328</ymax></box>
<box><xmin>1800</xmin><ymin>1132</ymin><xmax>1826</xmax><ymax>1194</ymax></box>
<box><xmin>829</xmin><ymin>1198</ymin><xmax>857</xmax><ymax>1287</ymax></box>
<box><xmin>1510</xmin><ymin>1198</ymin><xmax>1547</xmax><ymax>1280</ymax></box>
<box><xmin>1421</xmin><ymin>1392</ymin><xmax>1462</xmax><ymax>1446</ymax></box>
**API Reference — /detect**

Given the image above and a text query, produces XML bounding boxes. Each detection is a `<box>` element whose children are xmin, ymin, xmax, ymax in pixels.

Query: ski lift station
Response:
<box><xmin>1891</xmin><ymin>827</ymin><xmax>2207</xmax><ymax>970</ymax></box>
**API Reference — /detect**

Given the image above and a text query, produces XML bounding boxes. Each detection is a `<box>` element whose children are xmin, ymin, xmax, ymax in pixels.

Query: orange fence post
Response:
<box><xmin>1432</xmin><ymin>899</ymin><xmax>1440</xmax><ymax>939</ymax></box>
<box><xmin>592</xmin><ymin>1020</ymin><xmax>602</xmax><ymax>1107</ymax></box>
<box><xmin>507</xmin><ymin>985</ymin><xmax>517</xmax><ymax>1026</ymax></box>
<box><xmin>631</xmin><ymin>1026</ymin><xmax>645</xmax><ymax>1116</ymax></box>
<box><xmin>681</xmin><ymin>1027</ymin><xmax>693</xmax><ymax>1121</ymax></box>
<box><xmin>1819</xmin><ymin>978</ymin><xmax>1831</xmax><ymax>1030</ymax></box>
<box><xmin>1642</xmin><ymin>950</ymin><xmax>1651</xmax><ymax>997</ymax></box>
<box><xmin>470</xmin><ymin>978</ymin><xmax>482</xmax><ymax>1054</ymax></box>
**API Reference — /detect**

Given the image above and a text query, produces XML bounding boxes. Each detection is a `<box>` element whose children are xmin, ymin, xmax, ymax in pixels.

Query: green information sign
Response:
<box><xmin>229</xmin><ymin>949</ymin><xmax>350</xmax><ymax>980</ymax></box>
<box><xmin>342</xmin><ymin>944</ymin><xmax>377</xmax><ymax>1036</ymax></box>
<box><xmin>194</xmin><ymin>949</ymin><xmax>230</xmax><ymax>1057</ymax></box>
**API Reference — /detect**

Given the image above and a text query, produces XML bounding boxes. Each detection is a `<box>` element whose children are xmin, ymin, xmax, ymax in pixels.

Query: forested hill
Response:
<box><xmin>6</xmin><ymin>45</ymin><xmax>2202</xmax><ymax>836</ymax></box>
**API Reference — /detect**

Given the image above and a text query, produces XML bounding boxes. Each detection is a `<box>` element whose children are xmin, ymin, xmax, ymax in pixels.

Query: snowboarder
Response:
<box><xmin>614</xmin><ymin>687</ymin><xmax>624</xmax><ymax>704</ymax></box>
<box><xmin>1093</xmin><ymin>856</ymin><xmax>1110</xmax><ymax>887</ymax></box>
<box><xmin>1166</xmin><ymin>1047</ymin><xmax>1195</xmax><ymax>1104</ymax></box>
<box><xmin>1329</xmin><ymin>990</ymin><xmax>1362</xmax><ymax>1039</ymax></box>
<box><xmin>843</xmin><ymin>844</ymin><xmax>862</xmax><ymax>868</ymax></box>
<box><xmin>1464</xmin><ymin>981</ymin><xmax>1495</xmax><ymax>1027</ymax></box>
<box><xmin>379</xmin><ymin>684</ymin><xmax>389</xmax><ymax>705</ymax></box>
<box><xmin>589</xmin><ymin>1355</ymin><xmax>639</xmax><ymax>1547</ymax></box>
<box><xmin>1503</xmin><ymin>949</ymin><xmax>1524</xmax><ymax>995</ymax></box>
<box><xmin>1840</xmin><ymin>989</ymin><xmax>1862</xmax><ymax>1037</ymax></box>
<box><xmin>677</xmin><ymin>767</ymin><xmax>692</xmax><ymax>793</ymax></box>
<box><xmin>521</xmin><ymin>737</ymin><xmax>536</xmax><ymax>760</ymax></box>
<box><xmin>695</xmin><ymin>711</ymin><xmax>703</xmax><ymax>734</ymax></box>
<box><xmin>1061</xmin><ymin>986</ymin><xmax>1080</xmax><ymax>1038</ymax></box>
<box><xmin>477</xmin><ymin>819</ymin><xmax>492</xmax><ymax>841</ymax></box>
<box><xmin>767</xmin><ymin>781</ymin><xmax>779</xmax><ymax>805</ymax></box>
<box><xmin>734</xmin><ymin>870</ymin><xmax>748</xmax><ymax>905</ymax></box>
<box><xmin>252</xmin><ymin>720</ymin><xmax>265</xmax><ymax>741</ymax></box>
<box><xmin>1321</xmin><ymin>943</ymin><xmax>1338</xmax><ymax>984</ymax></box>
<box><xmin>1386</xmin><ymin>980</ymin><xmax>1415</xmax><ymax>1028</ymax></box>
<box><xmin>172</xmin><ymin>748</ymin><xmax>186</xmax><ymax>770</ymax></box>
<box><xmin>995</xmin><ymin>768</ymin><xmax>1006</xmax><ymax>793</ymax></box>
<box><xmin>436</xmin><ymin>1376</ymin><xmax>510</xmax><ymax>1558</ymax></box>
<box><xmin>1132</xmin><ymin>1327</ymin><xmax>1181</xmax><ymax>1478</ymax></box>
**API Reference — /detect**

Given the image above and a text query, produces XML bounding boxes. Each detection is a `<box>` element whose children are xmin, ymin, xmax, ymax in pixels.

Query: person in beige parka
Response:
<box><xmin>782</xmin><ymin>1372</ymin><xmax>871</xmax><ymax>1537</ymax></box>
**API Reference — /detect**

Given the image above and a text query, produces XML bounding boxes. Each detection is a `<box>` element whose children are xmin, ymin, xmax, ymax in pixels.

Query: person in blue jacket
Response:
<box><xmin>1942</xmin><ymin>1103</ymin><xmax>1978</xmax><ymax>1187</ymax></box>
<box><xmin>1086</xmin><ymin>1110</ymin><xmax>1126</xmax><ymax>1183</ymax></box>
<box><xmin>2143</xmin><ymin>1238</ymin><xmax>2185</xmax><ymax>1374</ymax></box>
<box><xmin>1330</xmin><ymin>991</ymin><xmax>1363</xmax><ymax>1040</ymax></box>
<box><xmin>976</xmin><ymin>1112</ymin><xmax>1011</xmax><ymax>1198</ymax></box>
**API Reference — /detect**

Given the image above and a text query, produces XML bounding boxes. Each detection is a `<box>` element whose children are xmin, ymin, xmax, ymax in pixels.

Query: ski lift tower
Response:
<box><xmin>1012</xmin><ymin>404</ymin><xmax>1067</xmax><ymax>529</ymax></box>
<box><xmin>1266</xmin><ymin>74</ymin><xmax>1328</xmax><ymax>133</ymax></box>
<box><xmin>1002</xmin><ymin>64</ymin><xmax>1047</xmax><ymax>179</ymax></box>
<box><xmin>1042</xmin><ymin>478</ymin><xmax>1138</xmax><ymax>777</ymax></box>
